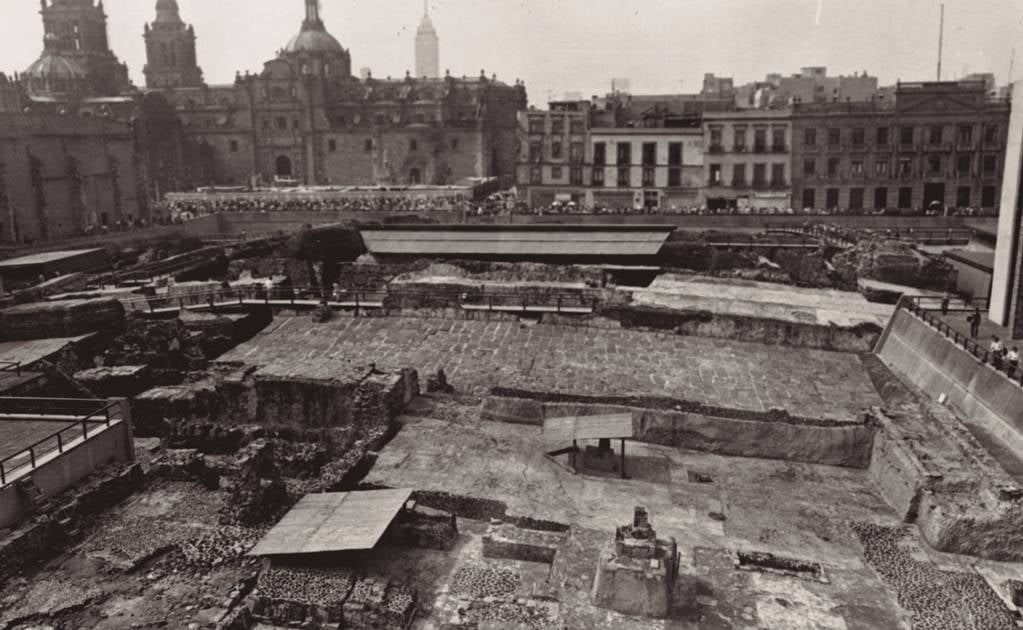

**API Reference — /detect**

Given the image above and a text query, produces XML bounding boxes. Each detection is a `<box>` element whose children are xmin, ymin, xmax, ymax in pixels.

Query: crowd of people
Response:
<box><xmin>523</xmin><ymin>203</ymin><xmax>992</xmax><ymax>217</ymax></box>
<box><xmin>154</xmin><ymin>195</ymin><xmax>509</xmax><ymax>221</ymax></box>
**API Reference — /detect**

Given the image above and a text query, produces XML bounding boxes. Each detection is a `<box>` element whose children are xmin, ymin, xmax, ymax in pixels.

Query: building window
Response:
<box><xmin>275</xmin><ymin>116</ymin><xmax>287</xmax><ymax>130</ymax></box>
<box><xmin>570</xmin><ymin>166</ymin><xmax>583</xmax><ymax>185</ymax></box>
<box><xmin>570</xmin><ymin>143</ymin><xmax>584</xmax><ymax>163</ymax></box>
<box><xmin>668</xmin><ymin>142</ymin><xmax>682</xmax><ymax>166</ymax></box>
<box><xmin>771</xmin><ymin>163</ymin><xmax>785</xmax><ymax>186</ymax></box>
<box><xmin>410</xmin><ymin>139</ymin><xmax>418</xmax><ymax>151</ymax></box>
<box><xmin>803</xmin><ymin>158</ymin><xmax>816</xmax><ymax>175</ymax></box>
<box><xmin>928</xmin><ymin>125</ymin><xmax>943</xmax><ymax>145</ymax></box>
<box><xmin>802</xmin><ymin>188</ymin><xmax>815</xmax><ymax>209</ymax></box>
<box><xmin>327</xmin><ymin>139</ymin><xmax>336</xmax><ymax>152</ymax></box>
<box><xmin>570</xmin><ymin>120</ymin><xmax>585</xmax><ymax>135</ymax></box>
<box><xmin>594</xmin><ymin>142</ymin><xmax>606</xmax><ymax>165</ymax></box>
<box><xmin>364</xmin><ymin>139</ymin><xmax>373</xmax><ymax>152</ymax></box>
<box><xmin>982</xmin><ymin>154</ymin><xmax>998</xmax><ymax>175</ymax></box>
<box><xmin>849</xmin><ymin>188</ymin><xmax>864</xmax><ymax>210</ymax></box>
<box><xmin>928</xmin><ymin>155</ymin><xmax>943</xmax><ymax>174</ymax></box>
<box><xmin>826</xmin><ymin>188</ymin><xmax>840</xmax><ymax>209</ymax></box>
<box><xmin>851</xmin><ymin>160</ymin><xmax>864</xmax><ymax>175</ymax></box>
<box><xmin>827</xmin><ymin>157</ymin><xmax>840</xmax><ymax>177</ymax></box>
<box><xmin>875</xmin><ymin>160</ymin><xmax>889</xmax><ymax>177</ymax></box>
<box><xmin>551</xmin><ymin>141</ymin><xmax>563</xmax><ymax>160</ymax></box>
<box><xmin>551</xmin><ymin>166</ymin><xmax>563</xmax><ymax>180</ymax></box>
<box><xmin>617</xmin><ymin>142</ymin><xmax>632</xmax><ymax>165</ymax></box>
<box><xmin>530</xmin><ymin>166</ymin><xmax>542</xmax><ymax>184</ymax></box>
<box><xmin>643</xmin><ymin>190</ymin><xmax>659</xmax><ymax>209</ymax></box>
<box><xmin>876</xmin><ymin>127</ymin><xmax>889</xmax><ymax>146</ymax></box>
<box><xmin>851</xmin><ymin>127</ymin><xmax>865</xmax><ymax>146</ymax></box>
<box><xmin>753</xmin><ymin>129</ymin><xmax>767</xmax><ymax>152</ymax></box>
<box><xmin>230</xmin><ymin>140</ymin><xmax>239</xmax><ymax>153</ymax></box>
<box><xmin>642</xmin><ymin>143</ymin><xmax>656</xmax><ymax>166</ymax></box>
<box><xmin>617</xmin><ymin>167</ymin><xmax>631</xmax><ymax>187</ymax></box>
<box><xmin>804</xmin><ymin>128</ymin><xmax>817</xmax><ymax>146</ymax></box>
<box><xmin>984</xmin><ymin>124</ymin><xmax>999</xmax><ymax>145</ymax></box>
<box><xmin>958</xmin><ymin>125</ymin><xmax>974</xmax><ymax>145</ymax></box>
<box><xmin>898</xmin><ymin>186</ymin><xmax>913</xmax><ymax>209</ymax></box>
<box><xmin>956</xmin><ymin>186</ymin><xmax>971</xmax><ymax>207</ymax></box>
<box><xmin>551</xmin><ymin>117</ymin><xmax>564</xmax><ymax>135</ymax></box>
<box><xmin>957</xmin><ymin>155</ymin><xmax>971</xmax><ymax>176</ymax></box>
<box><xmin>529</xmin><ymin>141</ymin><xmax>542</xmax><ymax>163</ymax></box>
<box><xmin>771</xmin><ymin>128</ymin><xmax>786</xmax><ymax>152</ymax></box>
<box><xmin>451</xmin><ymin>138</ymin><xmax>459</xmax><ymax>150</ymax></box>
<box><xmin>898</xmin><ymin>157</ymin><xmax>912</xmax><ymax>176</ymax></box>
<box><xmin>900</xmin><ymin>126</ymin><xmax>914</xmax><ymax>145</ymax></box>
<box><xmin>668</xmin><ymin>168</ymin><xmax>682</xmax><ymax>187</ymax></box>
<box><xmin>752</xmin><ymin>163</ymin><xmax>767</xmax><ymax>186</ymax></box>
<box><xmin>874</xmin><ymin>187</ymin><xmax>888</xmax><ymax>208</ymax></box>
<box><xmin>262</xmin><ymin>118</ymin><xmax>270</xmax><ymax>131</ymax></box>
<box><xmin>734</xmin><ymin>128</ymin><xmax>747</xmax><ymax>151</ymax></box>
<box><xmin>642</xmin><ymin>167</ymin><xmax>655</xmax><ymax>186</ymax></box>
<box><xmin>732</xmin><ymin>163</ymin><xmax>747</xmax><ymax>186</ymax></box>
<box><xmin>710</xmin><ymin>128</ymin><xmax>723</xmax><ymax>150</ymax></box>
<box><xmin>293</xmin><ymin>118</ymin><xmax>300</xmax><ymax>130</ymax></box>
<box><xmin>592</xmin><ymin>168</ymin><xmax>605</xmax><ymax>186</ymax></box>
<box><xmin>336</xmin><ymin>115</ymin><xmax>346</xmax><ymax>127</ymax></box>
<box><xmin>827</xmin><ymin>128</ymin><xmax>841</xmax><ymax>146</ymax></box>
<box><xmin>982</xmin><ymin>185</ymin><xmax>997</xmax><ymax>207</ymax></box>
<box><xmin>528</xmin><ymin>117</ymin><xmax>544</xmax><ymax>134</ymax></box>
<box><xmin>709</xmin><ymin>164</ymin><xmax>722</xmax><ymax>185</ymax></box>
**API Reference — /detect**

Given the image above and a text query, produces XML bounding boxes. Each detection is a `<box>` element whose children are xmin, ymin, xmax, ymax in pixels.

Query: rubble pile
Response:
<box><xmin>831</xmin><ymin>237</ymin><xmax>954</xmax><ymax>291</ymax></box>
<box><xmin>100</xmin><ymin>315</ymin><xmax>208</xmax><ymax>384</ymax></box>
<box><xmin>456</xmin><ymin>597</ymin><xmax>558</xmax><ymax>629</ymax></box>
<box><xmin>176</xmin><ymin>526</ymin><xmax>265</xmax><ymax>571</ymax></box>
<box><xmin>852</xmin><ymin>522</ymin><xmax>1017</xmax><ymax>630</ymax></box>
<box><xmin>344</xmin><ymin>577</ymin><xmax>417</xmax><ymax>630</ymax></box>
<box><xmin>0</xmin><ymin>578</ymin><xmax>104</xmax><ymax>629</ymax></box>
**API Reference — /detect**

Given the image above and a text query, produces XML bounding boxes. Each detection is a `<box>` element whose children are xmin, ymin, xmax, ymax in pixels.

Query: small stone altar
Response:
<box><xmin>591</xmin><ymin>506</ymin><xmax>680</xmax><ymax>618</ymax></box>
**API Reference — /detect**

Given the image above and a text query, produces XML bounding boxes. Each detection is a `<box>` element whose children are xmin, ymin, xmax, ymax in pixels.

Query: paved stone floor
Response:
<box><xmin>221</xmin><ymin>316</ymin><xmax>883</xmax><ymax>420</ymax></box>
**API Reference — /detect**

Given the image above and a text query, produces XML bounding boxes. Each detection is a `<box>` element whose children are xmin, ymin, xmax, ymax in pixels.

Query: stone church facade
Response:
<box><xmin>144</xmin><ymin>0</ymin><xmax>527</xmax><ymax>187</ymax></box>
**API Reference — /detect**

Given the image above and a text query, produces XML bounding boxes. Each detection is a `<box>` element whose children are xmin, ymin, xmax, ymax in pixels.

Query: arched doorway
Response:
<box><xmin>275</xmin><ymin>155</ymin><xmax>293</xmax><ymax>178</ymax></box>
<box><xmin>409</xmin><ymin>168</ymin><xmax>422</xmax><ymax>185</ymax></box>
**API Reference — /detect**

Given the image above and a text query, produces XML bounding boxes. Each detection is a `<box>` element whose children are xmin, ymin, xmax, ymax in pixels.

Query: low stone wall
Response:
<box><xmin>597</xmin><ymin>305</ymin><xmax>882</xmax><ymax>353</ymax></box>
<box><xmin>483</xmin><ymin>389</ymin><xmax>876</xmax><ymax>469</ymax></box>
<box><xmin>0</xmin><ymin>298</ymin><xmax>125</xmax><ymax>341</ymax></box>
<box><xmin>0</xmin><ymin>462</ymin><xmax>145</xmax><ymax>585</ymax></box>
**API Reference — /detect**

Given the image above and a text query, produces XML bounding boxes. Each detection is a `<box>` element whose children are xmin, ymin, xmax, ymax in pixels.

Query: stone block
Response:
<box><xmin>74</xmin><ymin>365</ymin><xmax>153</xmax><ymax>398</ymax></box>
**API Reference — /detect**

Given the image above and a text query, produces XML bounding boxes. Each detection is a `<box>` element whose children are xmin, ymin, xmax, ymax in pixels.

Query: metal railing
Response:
<box><xmin>117</xmin><ymin>283</ymin><xmax>602</xmax><ymax>315</ymax></box>
<box><xmin>901</xmin><ymin>297</ymin><xmax>1022</xmax><ymax>387</ymax></box>
<box><xmin>0</xmin><ymin>398</ymin><xmax>122</xmax><ymax>486</ymax></box>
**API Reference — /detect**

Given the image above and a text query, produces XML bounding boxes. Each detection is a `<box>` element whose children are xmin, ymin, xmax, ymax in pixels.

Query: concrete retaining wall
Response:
<box><xmin>0</xmin><ymin>412</ymin><xmax>134</xmax><ymax>528</ymax></box>
<box><xmin>877</xmin><ymin>309</ymin><xmax>1023</xmax><ymax>454</ymax></box>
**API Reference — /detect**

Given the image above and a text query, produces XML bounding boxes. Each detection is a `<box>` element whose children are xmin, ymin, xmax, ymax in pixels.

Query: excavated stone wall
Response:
<box><xmin>0</xmin><ymin>298</ymin><xmax>125</xmax><ymax>342</ymax></box>
<box><xmin>483</xmin><ymin>389</ymin><xmax>876</xmax><ymax>469</ymax></box>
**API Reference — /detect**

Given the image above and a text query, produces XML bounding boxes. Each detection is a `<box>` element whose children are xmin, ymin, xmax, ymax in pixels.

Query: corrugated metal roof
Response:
<box><xmin>248</xmin><ymin>489</ymin><xmax>413</xmax><ymax>556</ymax></box>
<box><xmin>361</xmin><ymin>229</ymin><xmax>670</xmax><ymax>257</ymax></box>
<box><xmin>543</xmin><ymin>413</ymin><xmax>634</xmax><ymax>441</ymax></box>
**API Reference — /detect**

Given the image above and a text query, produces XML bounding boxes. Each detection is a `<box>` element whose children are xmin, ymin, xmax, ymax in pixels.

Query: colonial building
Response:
<box><xmin>791</xmin><ymin>80</ymin><xmax>1011</xmax><ymax>212</ymax></box>
<box><xmin>702</xmin><ymin>109</ymin><xmax>792</xmax><ymax>209</ymax></box>
<box><xmin>0</xmin><ymin>112</ymin><xmax>143</xmax><ymax>243</ymax></box>
<box><xmin>415</xmin><ymin>2</ymin><xmax>440</xmax><ymax>79</ymax></box>
<box><xmin>145</xmin><ymin>0</ymin><xmax>525</xmax><ymax>188</ymax></box>
<box><xmin>517</xmin><ymin>100</ymin><xmax>704</xmax><ymax>209</ymax></box>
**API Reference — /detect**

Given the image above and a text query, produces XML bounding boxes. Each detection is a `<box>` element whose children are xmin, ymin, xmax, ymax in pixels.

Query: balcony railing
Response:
<box><xmin>732</xmin><ymin>145</ymin><xmax>748</xmax><ymax>153</ymax></box>
<box><xmin>771</xmin><ymin>145</ymin><xmax>788</xmax><ymax>153</ymax></box>
<box><xmin>708</xmin><ymin>144</ymin><xmax>725</xmax><ymax>154</ymax></box>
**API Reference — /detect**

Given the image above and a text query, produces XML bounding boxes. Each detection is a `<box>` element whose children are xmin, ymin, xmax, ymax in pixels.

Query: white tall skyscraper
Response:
<box><xmin>415</xmin><ymin>0</ymin><xmax>439</xmax><ymax>78</ymax></box>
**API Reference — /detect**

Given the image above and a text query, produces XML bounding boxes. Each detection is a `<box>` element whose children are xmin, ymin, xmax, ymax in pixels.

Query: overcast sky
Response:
<box><xmin>2</xmin><ymin>0</ymin><xmax>1021</xmax><ymax>104</ymax></box>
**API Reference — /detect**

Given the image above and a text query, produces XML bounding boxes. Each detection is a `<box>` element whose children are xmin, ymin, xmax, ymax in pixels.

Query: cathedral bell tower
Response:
<box><xmin>143</xmin><ymin>0</ymin><xmax>204</xmax><ymax>89</ymax></box>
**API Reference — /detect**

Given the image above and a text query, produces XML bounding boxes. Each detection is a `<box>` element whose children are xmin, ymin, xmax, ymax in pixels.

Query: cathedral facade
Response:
<box><xmin>145</xmin><ymin>0</ymin><xmax>527</xmax><ymax>188</ymax></box>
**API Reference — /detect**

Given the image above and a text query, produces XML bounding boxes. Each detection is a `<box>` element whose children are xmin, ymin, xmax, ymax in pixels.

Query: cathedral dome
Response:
<box><xmin>25</xmin><ymin>51</ymin><xmax>86</xmax><ymax>81</ymax></box>
<box><xmin>284</xmin><ymin>26</ymin><xmax>344</xmax><ymax>55</ymax></box>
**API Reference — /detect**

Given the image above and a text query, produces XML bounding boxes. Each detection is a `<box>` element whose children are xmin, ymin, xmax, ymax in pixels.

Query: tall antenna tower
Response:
<box><xmin>937</xmin><ymin>3</ymin><xmax>945</xmax><ymax>81</ymax></box>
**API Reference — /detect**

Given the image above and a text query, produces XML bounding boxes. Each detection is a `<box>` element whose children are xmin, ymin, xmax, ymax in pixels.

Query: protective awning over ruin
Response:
<box><xmin>248</xmin><ymin>489</ymin><xmax>414</xmax><ymax>556</ymax></box>
<box><xmin>543</xmin><ymin>414</ymin><xmax>635</xmax><ymax>442</ymax></box>
<box><xmin>360</xmin><ymin>225</ymin><xmax>674</xmax><ymax>258</ymax></box>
